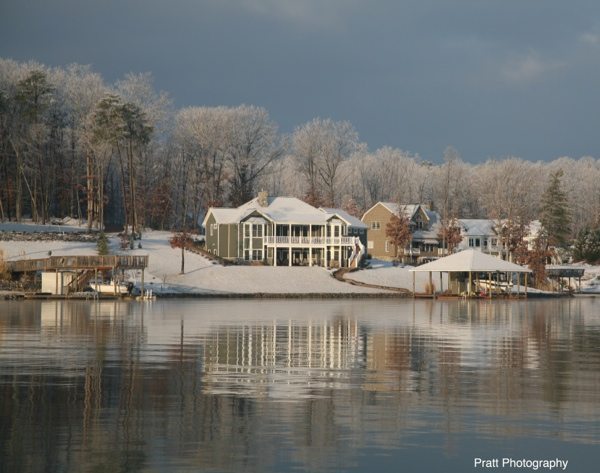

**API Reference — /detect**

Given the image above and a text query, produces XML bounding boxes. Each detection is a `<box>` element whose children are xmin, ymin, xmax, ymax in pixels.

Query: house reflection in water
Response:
<box><xmin>1</xmin><ymin>299</ymin><xmax>599</xmax><ymax>472</ymax></box>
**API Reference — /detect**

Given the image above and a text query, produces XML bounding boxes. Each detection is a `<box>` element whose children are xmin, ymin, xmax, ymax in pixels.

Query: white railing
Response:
<box><xmin>403</xmin><ymin>248</ymin><xmax>421</xmax><ymax>255</ymax></box>
<box><xmin>264</xmin><ymin>236</ymin><xmax>355</xmax><ymax>245</ymax></box>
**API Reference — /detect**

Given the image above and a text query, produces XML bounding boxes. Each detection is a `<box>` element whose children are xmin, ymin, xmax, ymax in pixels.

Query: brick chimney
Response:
<box><xmin>257</xmin><ymin>190</ymin><xmax>268</xmax><ymax>207</ymax></box>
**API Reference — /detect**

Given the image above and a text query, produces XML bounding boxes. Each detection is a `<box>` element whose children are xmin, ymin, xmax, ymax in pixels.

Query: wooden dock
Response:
<box><xmin>7</xmin><ymin>255</ymin><xmax>148</xmax><ymax>273</ymax></box>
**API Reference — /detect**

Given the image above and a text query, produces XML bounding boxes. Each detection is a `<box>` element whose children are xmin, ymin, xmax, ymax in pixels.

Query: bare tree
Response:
<box><xmin>292</xmin><ymin>118</ymin><xmax>360</xmax><ymax>207</ymax></box>
<box><xmin>386</xmin><ymin>208</ymin><xmax>412</xmax><ymax>259</ymax></box>
<box><xmin>226</xmin><ymin>105</ymin><xmax>284</xmax><ymax>206</ymax></box>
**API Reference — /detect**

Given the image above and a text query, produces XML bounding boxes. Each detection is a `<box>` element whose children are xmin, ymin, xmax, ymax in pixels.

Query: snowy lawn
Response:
<box><xmin>5</xmin><ymin>223</ymin><xmax>596</xmax><ymax>295</ymax></box>
<box><xmin>1</xmin><ymin>226</ymin><xmax>393</xmax><ymax>295</ymax></box>
<box><xmin>345</xmin><ymin>265</ymin><xmax>448</xmax><ymax>292</ymax></box>
<box><xmin>0</xmin><ymin>218</ymin><xmax>89</xmax><ymax>233</ymax></box>
<box><xmin>127</xmin><ymin>231</ymin><xmax>391</xmax><ymax>294</ymax></box>
<box><xmin>577</xmin><ymin>264</ymin><xmax>600</xmax><ymax>293</ymax></box>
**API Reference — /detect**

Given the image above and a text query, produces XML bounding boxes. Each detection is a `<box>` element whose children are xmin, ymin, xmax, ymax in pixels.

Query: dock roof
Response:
<box><xmin>409</xmin><ymin>249</ymin><xmax>531</xmax><ymax>273</ymax></box>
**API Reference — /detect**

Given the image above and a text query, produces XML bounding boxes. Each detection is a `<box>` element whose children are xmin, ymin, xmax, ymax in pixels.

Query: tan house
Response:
<box><xmin>361</xmin><ymin>202</ymin><xmax>441</xmax><ymax>262</ymax></box>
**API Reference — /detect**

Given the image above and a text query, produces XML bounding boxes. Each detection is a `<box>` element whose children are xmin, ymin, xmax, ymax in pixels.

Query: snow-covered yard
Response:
<box><xmin>344</xmin><ymin>261</ymin><xmax>448</xmax><ymax>293</ymax></box>
<box><xmin>578</xmin><ymin>264</ymin><xmax>600</xmax><ymax>293</ymax></box>
<box><xmin>0</xmin><ymin>225</ymin><xmax>393</xmax><ymax>295</ymax></box>
<box><xmin>3</xmin><ymin>222</ymin><xmax>599</xmax><ymax>295</ymax></box>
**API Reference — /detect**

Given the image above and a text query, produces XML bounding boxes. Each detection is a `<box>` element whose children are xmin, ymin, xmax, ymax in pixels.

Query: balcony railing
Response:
<box><xmin>264</xmin><ymin>236</ymin><xmax>355</xmax><ymax>246</ymax></box>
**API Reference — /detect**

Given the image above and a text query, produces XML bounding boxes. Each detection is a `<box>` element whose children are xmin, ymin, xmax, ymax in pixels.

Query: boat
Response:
<box><xmin>90</xmin><ymin>280</ymin><xmax>132</xmax><ymax>295</ymax></box>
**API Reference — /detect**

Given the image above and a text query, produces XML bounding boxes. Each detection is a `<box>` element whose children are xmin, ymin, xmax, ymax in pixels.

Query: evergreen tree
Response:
<box><xmin>540</xmin><ymin>170</ymin><xmax>571</xmax><ymax>248</ymax></box>
<box><xmin>573</xmin><ymin>227</ymin><xmax>600</xmax><ymax>263</ymax></box>
<box><xmin>97</xmin><ymin>232</ymin><xmax>109</xmax><ymax>255</ymax></box>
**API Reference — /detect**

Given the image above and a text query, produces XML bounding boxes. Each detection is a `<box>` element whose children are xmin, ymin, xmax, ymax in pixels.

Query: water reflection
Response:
<box><xmin>1</xmin><ymin>298</ymin><xmax>599</xmax><ymax>472</ymax></box>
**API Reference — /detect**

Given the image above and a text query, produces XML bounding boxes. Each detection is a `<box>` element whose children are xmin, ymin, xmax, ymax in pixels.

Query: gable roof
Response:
<box><xmin>458</xmin><ymin>219</ymin><xmax>497</xmax><ymax>237</ymax></box>
<box><xmin>410</xmin><ymin>249</ymin><xmax>531</xmax><ymax>273</ymax></box>
<box><xmin>320</xmin><ymin>208</ymin><xmax>367</xmax><ymax>228</ymax></box>
<box><xmin>362</xmin><ymin>202</ymin><xmax>430</xmax><ymax>221</ymax></box>
<box><xmin>204</xmin><ymin>196</ymin><xmax>358</xmax><ymax>226</ymax></box>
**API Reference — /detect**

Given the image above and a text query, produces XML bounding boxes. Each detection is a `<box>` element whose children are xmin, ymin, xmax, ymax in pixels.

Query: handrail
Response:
<box><xmin>264</xmin><ymin>236</ymin><xmax>355</xmax><ymax>245</ymax></box>
<box><xmin>7</xmin><ymin>255</ymin><xmax>149</xmax><ymax>273</ymax></box>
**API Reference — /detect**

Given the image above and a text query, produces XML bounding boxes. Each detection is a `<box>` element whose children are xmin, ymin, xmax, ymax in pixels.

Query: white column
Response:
<box><xmin>309</xmin><ymin>224</ymin><xmax>312</xmax><ymax>266</ymax></box>
<box><xmin>289</xmin><ymin>224</ymin><xmax>292</xmax><ymax>266</ymax></box>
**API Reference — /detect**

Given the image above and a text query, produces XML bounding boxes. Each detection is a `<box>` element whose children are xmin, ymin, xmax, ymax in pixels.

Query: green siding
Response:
<box><xmin>228</xmin><ymin>224</ymin><xmax>239</xmax><ymax>258</ymax></box>
<box><xmin>218</xmin><ymin>225</ymin><xmax>229</xmax><ymax>258</ymax></box>
<box><xmin>205</xmin><ymin>214</ymin><xmax>218</xmax><ymax>253</ymax></box>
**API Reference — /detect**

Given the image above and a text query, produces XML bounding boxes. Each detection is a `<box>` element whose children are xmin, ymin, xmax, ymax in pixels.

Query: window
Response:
<box><xmin>385</xmin><ymin>240</ymin><xmax>389</xmax><ymax>253</ymax></box>
<box><xmin>334</xmin><ymin>226</ymin><xmax>340</xmax><ymax>237</ymax></box>
<box><xmin>244</xmin><ymin>250</ymin><xmax>250</xmax><ymax>261</ymax></box>
<box><xmin>415</xmin><ymin>221</ymin><xmax>423</xmax><ymax>230</ymax></box>
<box><xmin>367</xmin><ymin>241</ymin><xmax>374</xmax><ymax>249</ymax></box>
<box><xmin>210</xmin><ymin>225</ymin><xmax>214</xmax><ymax>237</ymax></box>
<box><xmin>252</xmin><ymin>224</ymin><xmax>263</xmax><ymax>237</ymax></box>
<box><xmin>469</xmin><ymin>238</ymin><xmax>474</xmax><ymax>247</ymax></box>
<box><xmin>252</xmin><ymin>250</ymin><xmax>263</xmax><ymax>260</ymax></box>
<box><xmin>371</xmin><ymin>221</ymin><xmax>380</xmax><ymax>230</ymax></box>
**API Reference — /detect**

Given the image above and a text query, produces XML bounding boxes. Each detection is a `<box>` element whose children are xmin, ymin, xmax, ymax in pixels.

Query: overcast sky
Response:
<box><xmin>1</xmin><ymin>0</ymin><xmax>599</xmax><ymax>162</ymax></box>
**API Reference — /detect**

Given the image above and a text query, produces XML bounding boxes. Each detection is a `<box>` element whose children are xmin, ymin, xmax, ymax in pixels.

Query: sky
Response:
<box><xmin>1</xmin><ymin>0</ymin><xmax>599</xmax><ymax>163</ymax></box>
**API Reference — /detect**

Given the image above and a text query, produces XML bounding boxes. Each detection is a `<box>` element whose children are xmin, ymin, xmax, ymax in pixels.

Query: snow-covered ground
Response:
<box><xmin>3</xmin><ymin>222</ymin><xmax>599</xmax><ymax>295</ymax></box>
<box><xmin>578</xmin><ymin>264</ymin><xmax>600</xmax><ymax>293</ymax></box>
<box><xmin>344</xmin><ymin>260</ymin><xmax>448</xmax><ymax>293</ymax></box>
<box><xmin>0</xmin><ymin>225</ymin><xmax>392</xmax><ymax>295</ymax></box>
<box><xmin>0</xmin><ymin>218</ymin><xmax>88</xmax><ymax>234</ymax></box>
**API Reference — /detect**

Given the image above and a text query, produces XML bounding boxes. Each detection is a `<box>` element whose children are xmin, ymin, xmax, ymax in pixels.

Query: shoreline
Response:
<box><xmin>2</xmin><ymin>290</ymin><xmax>587</xmax><ymax>301</ymax></box>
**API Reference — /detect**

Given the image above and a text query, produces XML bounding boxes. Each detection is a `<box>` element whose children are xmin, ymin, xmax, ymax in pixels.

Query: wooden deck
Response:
<box><xmin>7</xmin><ymin>255</ymin><xmax>148</xmax><ymax>273</ymax></box>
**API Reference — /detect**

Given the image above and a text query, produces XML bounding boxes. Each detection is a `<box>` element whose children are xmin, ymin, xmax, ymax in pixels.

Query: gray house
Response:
<box><xmin>202</xmin><ymin>192</ymin><xmax>367</xmax><ymax>267</ymax></box>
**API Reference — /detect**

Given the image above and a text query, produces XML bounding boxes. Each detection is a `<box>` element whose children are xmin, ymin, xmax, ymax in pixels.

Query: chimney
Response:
<box><xmin>257</xmin><ymin>190</ymin><xmax>268</xmax><ymax>207</ymax></box>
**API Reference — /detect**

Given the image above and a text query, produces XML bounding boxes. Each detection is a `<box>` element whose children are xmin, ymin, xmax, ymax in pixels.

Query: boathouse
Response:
<box><xmin>409</xmin><ymin>249</ymin><xmax>531</xmax><ymax>297</ymax></box>
<box><xmin>7</xmin><ymin>255</ymin><xmax>149</xmax><ymax>296</ymax></box>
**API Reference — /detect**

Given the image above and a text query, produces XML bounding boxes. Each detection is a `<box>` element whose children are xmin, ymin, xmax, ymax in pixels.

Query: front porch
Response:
<box><xmin>261</xmin><ymin>223</ymin><xmax>355</xmax><ymax>268</ymax></box>
<box><xmin>266</xmin><ymin>246</ymin><xmax>353</xmax><ymax>268</ymax></box>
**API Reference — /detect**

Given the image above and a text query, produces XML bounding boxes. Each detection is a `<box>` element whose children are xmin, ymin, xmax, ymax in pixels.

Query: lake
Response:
<box><xmin>1</xmin><ymin>298</ymin><xmax>599</xmax><ymax>472</ymax></box>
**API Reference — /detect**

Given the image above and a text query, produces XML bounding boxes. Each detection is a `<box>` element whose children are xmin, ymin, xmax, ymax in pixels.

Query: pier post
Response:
<box><xmin>428</xmin><ymin>271</ymin><xmax>433</xmax><ymax>297</ymax></box>
<box><xmin>141</xmin><ymin>268</ymin><xmax>145</xmax><ymax>297</ymax></box>
<box><xmin>468</xmin><ymin>271</ymin><xmax>472</xmax><ymax>297</ymax></box>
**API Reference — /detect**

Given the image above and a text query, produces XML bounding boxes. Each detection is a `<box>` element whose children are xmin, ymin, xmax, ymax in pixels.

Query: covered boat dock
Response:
<box><xmin>409</xmin><ymin>249</ymin><xmax>532</xmax><ymax>298</ymax></box>
<box><xmin>7</xmin><ymin>255</ymin><xmax>149</xmax><ymax>297</ymax></box>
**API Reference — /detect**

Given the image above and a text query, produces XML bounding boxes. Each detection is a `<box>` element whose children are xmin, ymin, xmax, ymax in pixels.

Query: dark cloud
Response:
<box><xmin>1</xmin><ymin>0</ymin><xmax>599</xmax><ymax>162</ymax></box>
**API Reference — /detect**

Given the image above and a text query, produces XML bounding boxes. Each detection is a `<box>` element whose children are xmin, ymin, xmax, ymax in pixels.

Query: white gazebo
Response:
<box><xmin>409</xmin><ymin>249</ymin><xmax>532</xmax><ymax>298</ymax></box>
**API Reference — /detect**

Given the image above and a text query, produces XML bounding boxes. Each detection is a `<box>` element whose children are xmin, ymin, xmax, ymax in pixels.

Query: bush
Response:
<box><xmin>97</xmin><ymin>232</ymin><xmax>109</xmax><ymax>255</ymax></box>
<box><xmin>573</xmin><ymin>228</ymin><xmax>600</xmax><ymax>263</ymax></box>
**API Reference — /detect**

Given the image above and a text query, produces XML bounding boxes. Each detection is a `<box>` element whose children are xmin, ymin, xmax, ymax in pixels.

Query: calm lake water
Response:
<box><xmin>1</xmin><ymin>298</ymin><xmax>599</xmax><ymax>473</ymax></box>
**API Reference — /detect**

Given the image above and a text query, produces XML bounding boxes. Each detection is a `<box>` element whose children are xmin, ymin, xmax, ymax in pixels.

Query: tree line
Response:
<box><xmin>1</xmin><ymin>58</ymin><xmax>599</xmax><ymax>253</ymax></box>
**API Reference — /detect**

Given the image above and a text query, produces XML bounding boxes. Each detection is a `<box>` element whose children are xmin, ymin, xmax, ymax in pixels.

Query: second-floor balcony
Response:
<box><xmin>264</xmin><ymin>236</ymin><xmax>355</xmax><ymax>246</ymax></box>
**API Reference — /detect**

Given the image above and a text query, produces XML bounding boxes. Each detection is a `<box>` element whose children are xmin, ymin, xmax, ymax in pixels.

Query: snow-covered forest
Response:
<box><xmin>1</xmin><ymin>58</ymin><xmax>599</xmax><ymax>237</ymax></box>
